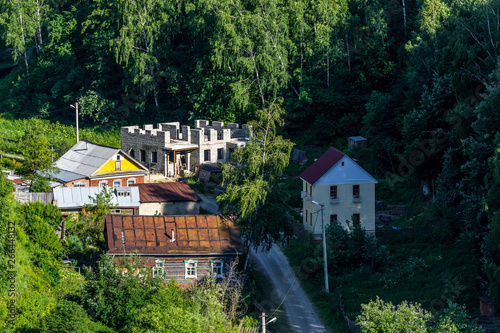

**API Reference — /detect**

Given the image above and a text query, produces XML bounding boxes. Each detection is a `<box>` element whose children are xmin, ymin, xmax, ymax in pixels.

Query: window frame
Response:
<box><xmin>113</xmin><ymin>179</ymin><xmax>122</xmax><ymax>188</ymax></box>
<box><xmin>330</xmin><ymin>185</ymin><xmax>337</xmax><ymax>198</ymax></box>
<box><xmin>73</xmin><ymin>181</ymin><xmax>86</xmax><ymax>187</ymax></box>
<box><xmin>99</xmin><ymin>180</ymin><xmax>108</xmax><ymax>188</ymax></box>
<box><xmin>211</xmin><ymin>260</ymin><xmax>224</xmax><ymax>278</ymax></box>
<box><xmin>330</xmin><ymin>214</ymin><xmax>338</xmax><ymax>224</ymax></box>
<box><xmin>140</xmin><ymin>150</ymin><xmax>146</xmax><ymax>162</ymax></box>
<box><xmin>127</xmin><ymin>178</ymin><xmax>136</xmax><ymax>186</ymax></box>
<box><xmin>352</xmin><ymin>213</ymin><xmax>360</xmax><ymax>225</ymax></box>
<box><xmin>151</xmin><ymin>151</ymin><xmax>158</xmax><ymax>163</ymax></box>
<box><xmin>204</xmin><ymin>149</ymin><xmax>211</xmax><ymax>162</ymax></box>
<box><xmin>353</xmin><ymin>185</ymin><xmax>360</xmax><ymax>198</ymax></box>
<box><xmin>184</xmin><ymin>260</ymin><xmax>198</xmax><ymax>279</ymax></box>
<box><xmin>152</xmin><ymin>259</ymin><xmax>165</xmax><ymax>278</ymax></box>
<box><xmin>217</xmin><ymin>148</ymin><xmax>224</xmax><ymax>160</ymax></box>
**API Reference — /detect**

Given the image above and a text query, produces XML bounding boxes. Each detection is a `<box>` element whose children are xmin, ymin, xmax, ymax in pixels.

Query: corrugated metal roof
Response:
<box><xmin>48</xmin><ymin>169</ymin><xmax>85</xmax><ymax>182</ymax></box>
<box><xmin>55</xmin><ymin>140</ymin><xmax>118</xmax><ymax>177</ymax></box>
<box><xmin>53</xmin><ymin>186</ymin><xmax>140</xmax><ymax>209</ymax></box>
<box><xmin>105</xmin><ymin>215</ymin><xmax>243</xmax><ymax>254</ymax></box>
<box><xmin>132</xmin><ymin>182</ymin><xmax>202</xmax><ymax>203</ymax></box>
<box><xmin>348</xmin><ymin>136</ymin><xmax>366</xmax><ymax>141</ymax></box>
<box><xmin>299</xmin><ymin>147</ymin><xmax>346</xmax><ymax>185</ymax></box>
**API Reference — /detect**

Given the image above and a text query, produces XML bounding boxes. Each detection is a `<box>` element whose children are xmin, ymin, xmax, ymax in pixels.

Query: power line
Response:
<box><xmin>268</xmin><ymin>207</ymin><xmax>322</xmax><ymax>319</ymax></box>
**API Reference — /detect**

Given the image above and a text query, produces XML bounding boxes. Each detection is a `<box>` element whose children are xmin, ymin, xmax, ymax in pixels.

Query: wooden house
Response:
<box><xmin>104</xmin><ymin>214</ymin><xmax>243</xmax><ymax>283</ymax></box>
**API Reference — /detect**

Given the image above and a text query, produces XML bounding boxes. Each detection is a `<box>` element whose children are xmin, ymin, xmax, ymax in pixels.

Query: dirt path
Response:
<box><xmin>250</xmin><ymin>245</ymin><xmax>329</xmax><ymax>333</ymax></box>
<box><xmin>199</xmin><ymin>194</ymin><xmax>329</xmax><ymax>332</ymax></box>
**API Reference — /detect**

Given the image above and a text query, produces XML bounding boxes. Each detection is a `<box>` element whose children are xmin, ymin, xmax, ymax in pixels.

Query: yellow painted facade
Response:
<box><xmin>96</xmin><ymin>155</ymin><xmax>144</xmax><ymax>174</ymax></box>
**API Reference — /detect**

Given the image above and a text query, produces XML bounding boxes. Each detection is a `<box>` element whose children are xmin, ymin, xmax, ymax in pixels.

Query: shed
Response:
<box><xmin>348</xmin><ymin>136</ymin><xmax>367</xmax><ymax>149</ymax></box>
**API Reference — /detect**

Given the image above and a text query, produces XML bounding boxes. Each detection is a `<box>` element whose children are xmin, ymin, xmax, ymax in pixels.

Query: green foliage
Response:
<box><xmin>218</xmin><ymin>100</ymin><xmax>294</xmax><ymax>248</ymax></box>
<box><xmin>37</xmin><ymin>300</ymin><xmax>113</xmax><ymax>333</ymax></box>
<box><xmin>80</xmin><ymin>254</ymin><xmax>160</xmax><ymax>330</ymax></box>
<box><xmin>356</xmin><ymin>297</ymin><xmax>431</xmax><ymax>333</ymax></box>
<box><xmin>20</xmin><ymin>125</ymin><xmax>53</xmax><ymax>177</ymax></box>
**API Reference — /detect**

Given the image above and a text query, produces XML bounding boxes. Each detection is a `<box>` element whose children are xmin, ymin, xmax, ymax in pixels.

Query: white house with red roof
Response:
<box><xmin>299</xmin><ymin>147</ymin><xmax>377</xmax><ymax>236</ymax></box>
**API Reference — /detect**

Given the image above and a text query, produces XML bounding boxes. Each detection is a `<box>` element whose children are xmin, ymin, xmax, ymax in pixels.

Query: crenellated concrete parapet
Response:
<box><xmin>121</xmin><ymin>119</ymin><xmax>251</xmax><ymax>177</ymax></box>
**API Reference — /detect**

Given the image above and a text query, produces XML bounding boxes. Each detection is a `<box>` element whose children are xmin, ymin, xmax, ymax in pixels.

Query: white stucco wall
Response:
<box><xmin>302</xmin><ymin>181</ymin><xmax>376</xmax><ymax>235</ymax></box>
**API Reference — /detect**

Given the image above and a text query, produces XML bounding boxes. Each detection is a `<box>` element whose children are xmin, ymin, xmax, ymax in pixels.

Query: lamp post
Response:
<box><xmin>312</xmin><ymin>200</ymin><xmax>329</xmax><ymax>293</ymax></box>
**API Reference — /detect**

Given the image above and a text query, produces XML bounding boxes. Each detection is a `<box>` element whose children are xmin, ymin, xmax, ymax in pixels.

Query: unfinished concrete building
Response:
<box><xmin>121</xmin><ymin>120</ymin><xmax>251</xmax><ymax>177</ymax></box>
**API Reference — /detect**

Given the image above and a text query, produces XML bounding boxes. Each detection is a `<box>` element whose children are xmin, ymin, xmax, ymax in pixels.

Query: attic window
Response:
<box><xmin>117</xmin><ymin>190</ymin><xmax>131</xmax><ymax>197</ymax></box>
<box><xmin>341</xmin><ymin>161</ymin><xmax>344</xmax><ymax>166</ymax></box>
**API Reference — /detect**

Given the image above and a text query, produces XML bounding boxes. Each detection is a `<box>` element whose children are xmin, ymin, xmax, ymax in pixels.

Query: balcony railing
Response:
<box><xmin>330</xmin><ymin>196</ymin><xmax>339</xmax><ymax>204</ymax></box>
<box><xmin>301</xmin><ymin>191</ymin><xmax>312</xmax><ymax>201</ymax></box>
<box><xmin>352</xmin><ymin>195</ymin><xmax>362</xmax><ymax>203</ymax></box>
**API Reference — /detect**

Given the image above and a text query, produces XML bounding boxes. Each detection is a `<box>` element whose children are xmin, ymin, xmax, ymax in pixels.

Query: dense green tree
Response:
<box><xmin>217</xmin><ymin>99</ymin><xmax>294</xmax><ymax>248</ymax></box>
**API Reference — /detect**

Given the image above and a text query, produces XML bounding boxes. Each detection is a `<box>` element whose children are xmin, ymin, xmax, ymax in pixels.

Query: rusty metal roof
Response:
<box><xmin>105</xmin><ymin>215</ymin><xmax>243</xmax><ymax>255</ymax></box>
<box><xmin>299</xmin><ymin>147</ymin><xmax>346</xmax><ymax>185</ymax></box>
<box><xmin>131</xmin><ymin>182</ymin><xmax>202</xmax><ymax>203</ymax></box>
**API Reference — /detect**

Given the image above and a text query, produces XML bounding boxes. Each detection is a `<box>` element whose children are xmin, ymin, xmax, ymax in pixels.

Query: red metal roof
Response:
<box><xmin>299</xmin><ymin>147</ymin><xmax>346</xmax><ymax>185</ymax></box>
<box><xmin>132</xmin><ymin>182</ymin><xmax>202</xmax><ymax>203</ymax></box>
<box><xmin>105</xmin><ymin>214</ymin><xmax>243</xmax><ymax>255</ymax></box>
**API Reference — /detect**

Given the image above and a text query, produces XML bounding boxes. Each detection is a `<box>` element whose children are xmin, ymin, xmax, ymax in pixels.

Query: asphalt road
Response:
<box><xmin>198</xmin><ymin>194</ymin><xmax>329</xmax><ymax>333</ymax></box>
<box><xmin>250</xmin><ymin>245</ymin><xmax>329</xmax><ymax>333</ymax></box>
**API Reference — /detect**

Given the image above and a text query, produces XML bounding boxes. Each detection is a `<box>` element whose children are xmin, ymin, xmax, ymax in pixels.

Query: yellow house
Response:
<box><xmin>47</xmin><ymin>140</ymin><xmax>148</xmax><ymax>187</ymax></box>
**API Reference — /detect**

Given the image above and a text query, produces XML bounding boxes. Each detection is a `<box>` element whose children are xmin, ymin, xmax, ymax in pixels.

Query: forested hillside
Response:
<box><xmin>3</xmin><ymin>0</ymin><xmax>500</xmax><ymax>330</ymax></box>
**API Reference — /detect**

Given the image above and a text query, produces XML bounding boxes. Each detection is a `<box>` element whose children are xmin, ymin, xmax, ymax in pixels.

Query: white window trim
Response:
<box><xmin>113</xmin><ymin>179</ymin><xmax>122</xmax><ymax>187</ymax></box>
<box><xmin>99</xmin><ymin>180</ymin><xmax>108</xmax><ymax>188</ymax></box>
<box><xmin>127</xmin><ymin>178</ymin><xmax>136</xmax><ymax>186</ymax></box>
<box><xmin>211</xmin><ymin>260</ymin><xmax>223</xmax><ymax>278</ymax></box>
<box><xmin>184</xmin><ymin>260</ymin><xmax>197</xmax><ymax>279</ymax></box>
<box><xmin>153</xmin><ymin>259</ymin><xmax>165</xmax><ymax>278</ymax></box>
<box><xmin>73</xmin><ymin>181</ymin><xmax>86</xmax><ymax>187</ymax></box>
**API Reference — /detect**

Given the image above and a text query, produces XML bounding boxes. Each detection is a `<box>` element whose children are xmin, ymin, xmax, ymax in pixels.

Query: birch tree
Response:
<box><xmin>111</xmin><ymin>0</ymin><xmax>169</xmax><ymax>110</ymax></box>
<box><xmin>217</xmin><ymin>99</ymin><xmax>294</xmax><ymax>248</ymax></box>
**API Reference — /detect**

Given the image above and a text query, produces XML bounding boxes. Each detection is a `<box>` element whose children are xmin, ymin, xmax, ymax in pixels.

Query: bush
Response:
<box><xmin>38</xmin><ymin>300</ymin><xmax>113</xmax><ymax>333</ymax></box>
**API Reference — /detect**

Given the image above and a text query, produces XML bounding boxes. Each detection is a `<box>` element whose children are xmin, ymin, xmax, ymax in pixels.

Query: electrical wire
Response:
<box><xmin>268</xmin><ymin>207</ymin><xmax>323</xmax><ymax>319</ymax></box>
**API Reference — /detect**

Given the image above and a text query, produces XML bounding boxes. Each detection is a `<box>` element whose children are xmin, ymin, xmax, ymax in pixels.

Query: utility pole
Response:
<box><xmin>70</xmin><ymin>102</ymin><xmax>79</xmax><ymax>143</ymax></box>
<box><xmin>261</xmin><ymin>312</ymin><xmax>266</xmax><ymax>333</ymax></box>
<box><xmin>312</xmin><ymin>201</ymin><xmax>329</xmax><ymax>293</ymax></box>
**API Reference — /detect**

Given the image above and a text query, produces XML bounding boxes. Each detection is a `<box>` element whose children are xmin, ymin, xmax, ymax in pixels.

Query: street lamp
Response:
<box><xmin>312</xmin><ymin>200</ymin><xmax>329</xmax><ymax>293</ymax></box>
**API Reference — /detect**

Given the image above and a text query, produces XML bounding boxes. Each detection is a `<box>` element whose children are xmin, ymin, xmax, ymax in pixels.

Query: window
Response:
<box><xmin>73</xmin><ymin>181</ymin><xmax>86</xmax><ymax>187</ymax></box>
<box><xmin>310</xmin><ymin>212</ymin><xmax>312</xmax><ymax>225</ymax></box>
<box><xmin>184</xmin><ymin>260</ymin><xmax>197</xmax><ymax>279</ymax></box>
<box><xmin>117</xmin><ymin>190</ymin><xmax>131</xmax><ymax>197</ymax></box>
<box><xmin>211</xmin><ymin>260</ymin><xmax>223</xmax><ymax>278</ymax></box>
<box><xmin>140</xmin><ymin>150</ymin><xmax>146</xmax><ymax>162</ymax></box>
<box><xmin>330</xmin><ymin>186</ymin><xmax>337</xmax><ymax>198</ymax></box>
<box><xmin>309</xmin><ymin>184</ymin><xmax>312</xmax><ymax>195</ymax></box>
<box><xmin>113</xmin><ymin>179</ymin><xmax>122</xmax><ymax>188</ymax></box>
<box><xmin>204</xmin><ymin>149</ymin><xmax>211</xmax><ymax>162</ymax></box>
<box><xmin>352</xmin><ymin>214</ymin><xmax>360</xmax><ymax>225</ymax></box>
<box><xmin>153</xmin><ymin>260</ymin><xmax>165</xmax><ymax>278</ymax></box>
<box><xmin>353</xmin><ymin>185</ymin><xmax>360</xmax><ymax>197</ymax></box>
<box><xmin>115</xmin><ymin>154</ymin><xmax>121</xmax><ymax>171</ymax></box>
<box><xmin>129</xmin><ymin>149</ymin><xmax>135</xmax><ymax>159</ymax></box>
<box><xmin>305</xmin><ymin>183</ymin><xmax>308</xmax><ymax>193</ymax></box>
<box><xmin>217</xmin><ymin>148</ymin><xmax>224</xmax><ymax>160</ymax></box>
<box><xmin>330</xmin><ymin>214</ymin><xmax>338</xmax><ymax>224</ymax></box>
<box><xmin>341</xmin><ymin>161</ymin><xmax>345</xmax><ymax>166</ymax></box>
<box><xmin>127</xmin><ymin>178</ymin><xmax>136</xmax><ymax>186</ymax></box>
<box><xmin>112</xmin><ymin>209</ymin><xmax>121</xmax><ymax>214</ymax></box>
<box><xmin>152</xmin><ymin>151</ymin><xmax>158</xmax><ymax>163</ymax></box>
<box><xmin>305</xmin><ymin>209</ymin><xmax>308</xmax><ymax>223</ymax></box>
<box><xmin>99</xmin><ymin>181</ymin><xmax>108</xmax><ymax>188</ymax></box>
